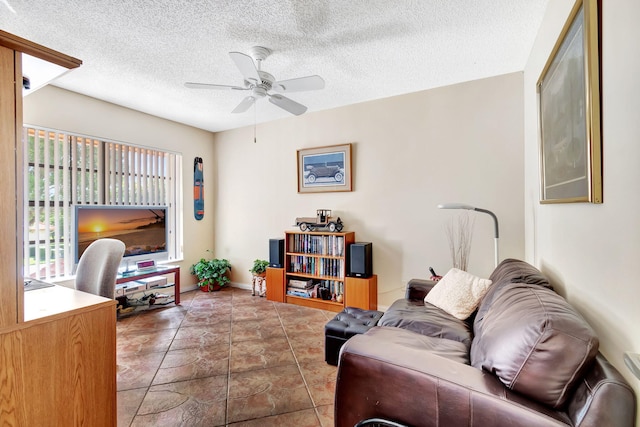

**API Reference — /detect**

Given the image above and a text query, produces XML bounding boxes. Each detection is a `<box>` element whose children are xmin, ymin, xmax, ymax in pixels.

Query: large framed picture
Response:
<box><xmin>297</xmin><ymin>143</ymin><xmax>352</xmax><ymax>193</ymax></box>
<box><xmin>537</xmin><ymin>0</ymin><xmax>602</xmax><ymax>204</ymax></box>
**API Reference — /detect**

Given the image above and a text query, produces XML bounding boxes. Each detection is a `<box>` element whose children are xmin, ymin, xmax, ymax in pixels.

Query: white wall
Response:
<box><xmin>524</xmin><ymin>0</ymin><xmax>640</xmax><ymax>408</ymax></box>
<box><xmin>213</xmin><ymin>73</ymin><xmax>525</xmax><ymax>308</ymax></box>
<box><xmin>23</xmin><ymin>86</ymin><xmax>216</xmax><ymax>290</ymax></box>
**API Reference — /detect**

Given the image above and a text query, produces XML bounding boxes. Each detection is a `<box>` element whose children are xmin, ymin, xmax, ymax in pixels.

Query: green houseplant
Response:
<box><xmin>190</xmin><ymin>256</ymin><xmax>231</xmax><ymax>291</ymax></box>
<box><xmin>249</xmin><ymin>259</ymin><xmax>269</xmax><ymax>277</ymax></box>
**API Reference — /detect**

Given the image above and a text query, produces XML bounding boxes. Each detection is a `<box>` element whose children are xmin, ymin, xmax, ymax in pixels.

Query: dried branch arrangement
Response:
<box><xmin>445</xmin><ymin>213</ymin><xmax>475</xmax><ymax>271</ymax></box>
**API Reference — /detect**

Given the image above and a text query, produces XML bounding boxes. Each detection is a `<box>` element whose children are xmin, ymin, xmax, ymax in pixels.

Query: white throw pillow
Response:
<box><xmin>424</xmin><ymin>268</ymin><xmax>493</xmax><ymax>320</ymax></box>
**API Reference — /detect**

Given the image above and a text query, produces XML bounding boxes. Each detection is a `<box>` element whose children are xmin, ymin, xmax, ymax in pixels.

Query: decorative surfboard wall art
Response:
<box><xmin>194</xmin><ymin>157</ymin><xmax>204</xmax><ymax>220</ymax></box>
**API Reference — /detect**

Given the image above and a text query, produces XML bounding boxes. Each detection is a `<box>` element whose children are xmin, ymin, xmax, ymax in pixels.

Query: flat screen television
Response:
<box><xmin>75</xmin><ymin>205</ymin><xmax>168</xmax><ymax>270</ymax></box>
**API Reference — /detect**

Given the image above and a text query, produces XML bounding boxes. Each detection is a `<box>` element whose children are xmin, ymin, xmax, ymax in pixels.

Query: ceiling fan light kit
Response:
<box><xmin>185</xmin><ymin>46</ymin><xmax>325</xmax><ymax>116</ymax></box>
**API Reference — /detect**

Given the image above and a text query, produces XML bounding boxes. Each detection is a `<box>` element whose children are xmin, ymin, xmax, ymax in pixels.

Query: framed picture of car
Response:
<box><xmin>297</xmin><ymin>143</ymin><xmax>352</xmax><ymax>193</ymax></box>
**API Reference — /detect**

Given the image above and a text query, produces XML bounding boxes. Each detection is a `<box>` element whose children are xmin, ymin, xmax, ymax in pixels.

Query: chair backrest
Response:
<box><xmin>75</xmin><ymin>238</ymin><xmax>125</xmax><ymax>299</ymax></box>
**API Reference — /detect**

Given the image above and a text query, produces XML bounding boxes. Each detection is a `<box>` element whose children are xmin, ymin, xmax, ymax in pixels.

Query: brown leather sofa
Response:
<box><xmin>335</xmin><ymin>259</ymin><xmax>636</xmax><ymax>427</ymax></box>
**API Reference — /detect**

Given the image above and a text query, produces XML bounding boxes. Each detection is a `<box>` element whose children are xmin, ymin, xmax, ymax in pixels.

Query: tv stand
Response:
<box><xmin>116</xmin><ymin>265</ymin><xmax>181</xmax><ymax>304</ymax></box>
<box><xmin>120</xmin><ymin>260</ymin><xmax>135</xmax><ymax>274</ymax></box>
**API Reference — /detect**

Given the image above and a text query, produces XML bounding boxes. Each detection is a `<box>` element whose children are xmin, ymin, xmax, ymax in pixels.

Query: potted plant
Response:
<box><xmin>249</xmin><ymin>259</ymin><xmax>269</xmax><ymax>297</ymax></box>
<box><xmin>249</xmin><ymin>259</ymin><xmax>269</xmax><ymax>277</ymax></box>
<box><xmin>190</xmin><ymin>256</ymin><xmax>231</xmax><ymax>292</ymax></box>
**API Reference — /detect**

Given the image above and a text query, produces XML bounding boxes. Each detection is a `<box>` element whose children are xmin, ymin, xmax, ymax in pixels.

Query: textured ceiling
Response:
<box><xmin>1</xmin><ymin>0</ymin><xmax>549</xmax><ymax>132</ymax></box>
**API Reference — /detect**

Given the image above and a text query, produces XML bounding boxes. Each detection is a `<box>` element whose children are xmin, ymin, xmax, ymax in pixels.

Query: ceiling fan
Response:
<box><xmin>185</xmin><ymin>46</ymin><xmax>325</xmax><ymax>116</ymax></box>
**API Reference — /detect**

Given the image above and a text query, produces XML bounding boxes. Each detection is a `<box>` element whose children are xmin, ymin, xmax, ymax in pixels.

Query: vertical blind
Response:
<box><xmin>24</xmin><ymin>126</ymin><xmax>183</xmax><ymax>280</ymax></box>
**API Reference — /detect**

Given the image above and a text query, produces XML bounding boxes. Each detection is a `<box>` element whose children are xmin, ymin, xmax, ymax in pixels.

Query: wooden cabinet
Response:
<box><xmin>345</xmin><ymin>275</ymin><xmax>378</xmax><ymax>310</ymax></box>
<box><xmin>0</xmin><ymin>42</ymin><xmax>21</xmax><ymax>328</ymax></box>
<box><xmin>266</xmin><ymin>230</ymin><xmax>377</xmax><ymax>312</ymax></box>
<box><xmin>0</xmin><ymin>31</ymin><xmax>112</xmax><ymax>427</ymax></box>
<box><xmin>0</xmin><ymin>29</ymin><xmax>82</xmax><ymax>326</ymax></box>
<box><xmin>4</xmin><ymin>286</ymin><xmax>117</xmax><ymax>426</ymax></box>
<box><xmin>266</xmin><ymin>267</ymin><xmax>285</xmax><ymax>302</ymax></box>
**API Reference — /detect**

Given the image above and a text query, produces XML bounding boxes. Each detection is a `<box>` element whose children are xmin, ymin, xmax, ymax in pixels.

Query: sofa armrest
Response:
<box><xmin>335</xmin><ymin>327</ymin><xmax>576</xmax><ymax>427</ymax></box>
<box><xmin>405</xmin><ymin>278</ymin><xmax>437</xmax><ymax>301</ymax></box>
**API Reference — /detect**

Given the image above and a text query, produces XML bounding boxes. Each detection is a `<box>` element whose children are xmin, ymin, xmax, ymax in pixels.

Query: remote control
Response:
<box><xmin>429</xmin><ymin>267</ymin><xmax>437</xmax><ymax>277</ymax></box>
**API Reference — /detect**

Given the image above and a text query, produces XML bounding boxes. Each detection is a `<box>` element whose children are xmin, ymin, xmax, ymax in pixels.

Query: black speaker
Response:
<box><xmin>269</xmin><ymin>238</ymin><xmax>285</xmax><ymax>268</ymax></box>
<box><xmin>349</xmin><ymin>242</ymin><xmax>372</xmax><ymax>278</ymax></box>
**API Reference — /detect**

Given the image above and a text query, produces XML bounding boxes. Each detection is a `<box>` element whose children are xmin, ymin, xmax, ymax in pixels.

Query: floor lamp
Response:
<box><xmin>438</xmin><ymin>203</ymin><xmax>500</xmax><ymax>268</ymax></box>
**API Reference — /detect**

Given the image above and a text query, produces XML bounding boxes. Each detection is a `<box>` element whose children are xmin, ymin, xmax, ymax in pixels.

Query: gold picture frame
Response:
<box><xmin>537</xmin><ymin>0</ymin><xmax>602</xmax><ymax>203</ymax></box>
<box><xmin>297</xmin><ymin>143</ymin><xmax>352</xmax><ymax>193</ymax></box>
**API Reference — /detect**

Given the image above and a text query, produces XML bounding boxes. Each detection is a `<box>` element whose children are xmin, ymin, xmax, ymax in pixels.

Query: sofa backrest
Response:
<box><xmin>471</xmin><ymin>260</ymin><xmax>600</xmax><ymax>409</ymax></box>
<box><xmin>478</xmin><ymin>258</ymin><xmax>551</xmax><ymax>314</ymax></box>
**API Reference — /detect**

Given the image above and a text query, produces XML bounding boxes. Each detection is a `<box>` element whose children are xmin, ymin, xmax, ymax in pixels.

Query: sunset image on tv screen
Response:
<box><xmin>77</xmin><ymin>207</ymin><xmax>166</xmax><ymax>259</ymax></box>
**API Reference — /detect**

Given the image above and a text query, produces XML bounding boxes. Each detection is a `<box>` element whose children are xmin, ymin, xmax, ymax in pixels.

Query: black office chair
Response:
<box><xmin>75</xmin><ymin>238</ymin><xmax>125</xmax><ymax>299</ymax></box>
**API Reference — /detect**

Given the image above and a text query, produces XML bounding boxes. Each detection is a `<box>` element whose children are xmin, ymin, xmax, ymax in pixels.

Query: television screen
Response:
<box><xmin>75</xmin><ymin>205</ymin><xmax>168</xmax><ymax>264</ymax></box>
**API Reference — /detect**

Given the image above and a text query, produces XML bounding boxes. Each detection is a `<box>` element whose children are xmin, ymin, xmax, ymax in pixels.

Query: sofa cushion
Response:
<box><xmin>358</xmin><ymin>326</ymin><xmax>470</xmax><ymax>365</ymax></box>
<box><xmin>475</xmin><ymin>259</ymin><xmax>553</xmax><ymax>333</ymax></box>
<box><xmin>424</xmin><ymin>268</ymin><xmax>493</xmax><ymax>320</ymax></box>
<box><xmin>488</xmin><ymin>258</ymin><xmax>552</xmax><ymax>288</ymax></box>
<box><xmin>379</xmin><ymin>299</ymin><xmax>473</xmax><ymax>350</ymax></box>
<box><xmin>470</xmin><ymin>283</ymin><xmax>599</xmax><ymax>409</ymax></box>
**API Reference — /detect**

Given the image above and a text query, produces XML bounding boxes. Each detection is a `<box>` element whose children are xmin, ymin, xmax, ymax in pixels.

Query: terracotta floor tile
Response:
<box><xmin>117</xmin><ymin>328</ymin><xmax>178</xmax><ymax>356</ymax></box>
<box><xmin>116</xmin><ymin>314</ymin><xmax>139</xmax><ymax>333</ymax></box>
<box><xmin>132</xmin><ymin>375</ymin><xmax>227</xmax><ymax>427</ymax></box>
<box><xmin>117</xmin><ymin>352</ymin><xmax>165</xmax><ymax>391</ymax></box>
<box><xmin>177</xmin><ymin>290</ymin><xmax>196</xmax><ymax>304</ymax></box>
<box><xmin>228</xmin><ymin>408</ymin><xmax>321</xmax><ymax>426</ymax></box>
<box><xmin>287</xmin><ymin>332</ymin><xmax>326</xmax><ymax>363</ymax></box>
<box><xmin>117</xmin><ymin>288</ymin><xmax>340</xmax><ymax>425</ymax></box>
<box><xmin>321</xmin><ymin>310</ymin><xmax>338</xmax><ymax>320</ymax></box>
<box><xmin>233</xmin><ymin>303</ymin><xmax>279</xmax><ymax>322</ymax></box>
<box><xmin>125</xmin><ymin>307</ymin><xmax>187</xmax><ymax>332</ymax></box>
<box><xmin>231</xmin><ymin>290</ymin><xmax>264</xmax><ymax>304</ymax></box>
<box><xmin>190</xmin><ymin>298</ymin><xmax>233</xmax><ymax>311</ymax></box>
<box><xmin>299</xmin><ymin>361</ymin><xmax>338</xmax><ymax>385</ymax></box>
<box><xmin>280</xmin><ymin>309</ymin><xmax>328</xmax><ymax>325</ymax></box>
<box><xmin>117</xmin><ymin>387</ymin><xmax>147</xmax><ymax>427</ymax></box>
<box><xmin>153</xmin><ymin>344</ymin><xmax>229</xmax><ymax>385</ymax></box>
<box><xmin>194</xmin><ymin>288</ymin><xmax>233</xmax><ymax>300</ymax></box>
<box><xmin>231</xmin><ymin>317</ymin><xmax>285</xmax><ymax>342</ymax></box>
<box><xmin>230</xmin><ymin>336</ymin><xmax>296</xmax><ymax>372</ymax></box>
<box><xmin>307</xmin><ymin>380</ymin><xmax>336</xmax><ymax>407</ymax></box>
<box><xmin>227</xmin><ymin>364</ymin><xmax>313</xmax><ymax>423</ymax></box>
<box><xmin>169</xmin><ymin>324</ymin><xmax>230</xmax><ymax>351</ymax></box>
<box><xmin>181</xmin><ymin>310</ymin><xmax>232</xmax><ymax>328</ymax></box>
<box><xmin>316</xmin><ymin>404</ymin><xmax>335</xmax><ymax>427</ymax></box>
<box><xmin>274</xmin><ymin>302</ymin><xmax>320</xmax><ymax>317</ymax></box>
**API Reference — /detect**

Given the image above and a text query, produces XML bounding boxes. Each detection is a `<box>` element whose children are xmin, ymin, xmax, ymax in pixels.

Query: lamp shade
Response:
<box><xmin>437</xmin><ymin>203</ymin><xmax>475</xmax><ymax>210</ymax></box>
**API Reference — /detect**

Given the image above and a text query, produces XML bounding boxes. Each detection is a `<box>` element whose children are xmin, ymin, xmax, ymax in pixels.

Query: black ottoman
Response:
<box><xmin>325</xmin><ymin>307</ymin><xmax>384</xmax><ymax>366</ymax></box>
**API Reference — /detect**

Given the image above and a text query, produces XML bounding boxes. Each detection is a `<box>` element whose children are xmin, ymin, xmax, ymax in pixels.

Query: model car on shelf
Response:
<box><xmin>295</xmin><ymin>209</ymin><xmax>344</xmax><ymax>232</ymax></box>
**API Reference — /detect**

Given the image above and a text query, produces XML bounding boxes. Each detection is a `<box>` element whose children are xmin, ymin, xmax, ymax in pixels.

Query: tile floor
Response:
<box><xmin>116</xmin><ymin>287</ymin><xmax>338</xmax><ymax>426</ymax></box>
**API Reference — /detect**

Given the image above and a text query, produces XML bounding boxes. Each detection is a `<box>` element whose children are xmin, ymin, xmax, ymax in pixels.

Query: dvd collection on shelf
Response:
<box><xmin>283</xmin><ymin>231</ymin><xmax>353</xmax><ymax>305</ymax></box>
<box><xmin>286</xmin><ymin>278</ymin><xmax>344</xmax><ymax>299</ymax></box>
<box><xmin>286</xmin><ymin>278</ymin><xmax>314</xmax><ymax>298</ymax></box>
<box><xmin>288</xmin><ymin>233</ymin><xmax>345</xmax><ymax>256</ymax></box>
<box><xmin>289</xmin><ymin>255</ymin><xmax>345</xmax><ymax>278</ymax></box>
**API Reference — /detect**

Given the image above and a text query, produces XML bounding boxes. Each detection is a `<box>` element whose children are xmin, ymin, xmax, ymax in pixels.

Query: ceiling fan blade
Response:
<box><xmin>229</xmin><ymin>52</ymin><xmax>261</xmax><ymax>85</ymax></box>
<box><xmin>268</xmin><ymin>94</ymin><xmax>307</xmax><ymax>116</ymax></box>
<box><xmin>273</xmin><ymin>75</ymin><xmax>325</xmax><ymax>93</ymax></box>
<box><xmin>185</xmin><ymin>82</ymin><xmax>246</xmax><ymax>90</ymax></box>
<box><xmin>231</xmin><ymin>96</ymin><xmax>256</xmax><ymax>114</ymax></box>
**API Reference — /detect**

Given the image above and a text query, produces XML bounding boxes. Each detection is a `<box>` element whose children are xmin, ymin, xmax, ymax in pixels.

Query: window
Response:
<box><xmin>23</xmin><ymin>126</ymin><xmax>183</xmax><ymax>279</ymax></box>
